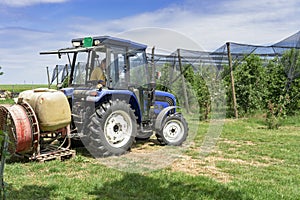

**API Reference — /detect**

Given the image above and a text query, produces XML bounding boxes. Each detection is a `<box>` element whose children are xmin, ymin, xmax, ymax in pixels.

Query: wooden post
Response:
<box><xmin>226</xmin><ymin>42</ymin><xmax>238</xmax><ymax>118</ymax></box>
<box><xmin>177</xmin><ymin>49</ymin><xmax>190</xmax><ymax>114</ymax></box>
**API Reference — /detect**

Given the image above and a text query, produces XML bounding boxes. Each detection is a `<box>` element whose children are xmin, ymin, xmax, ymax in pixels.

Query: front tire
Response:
<box><xmin>86</xmin><ymin>100</ymin><xmax>137</xmax><ymax>157</ymax></box>
<box><xmin>156</xmin><ymin>114</ymin><xmax>188</xmax><ymax>146</ymax></box>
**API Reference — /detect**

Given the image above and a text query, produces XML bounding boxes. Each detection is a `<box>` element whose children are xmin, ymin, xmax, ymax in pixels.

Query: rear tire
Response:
<box><xmin>156</xmin><ymin>114</ymin><xmax>188</xmax><ymax>146</ymax></box>
<box><xmin>86</xmin><ymin>100</ymin><xmax>137</xmax><ymax>157</ymax></box>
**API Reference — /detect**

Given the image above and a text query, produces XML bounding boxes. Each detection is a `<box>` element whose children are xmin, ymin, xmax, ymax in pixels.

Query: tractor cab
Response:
<box><xmin>70</xmin><ymin>36</ymin><xmax>149</xmax><ymax>89</ymax></box>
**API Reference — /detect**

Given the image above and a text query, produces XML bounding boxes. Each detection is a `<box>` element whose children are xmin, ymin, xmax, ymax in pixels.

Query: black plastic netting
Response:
<box><xmin>148</xmin><ymin>48</ymin><xmax>222</xmax><ymax>79</ymax></box>
<box><xmin>147</xmin><ymin>31</ymin><xmax>300</xmax><ymax>81</ymax></box>
<box><xmin>214</xmin><ymin>31</ymin><xmax>300</xmax><ymax>66</ymax></box>
<box><xmin>273</xmin><ymin>31</ymin><xmax>300</xmax><ymax>49</ymax></box>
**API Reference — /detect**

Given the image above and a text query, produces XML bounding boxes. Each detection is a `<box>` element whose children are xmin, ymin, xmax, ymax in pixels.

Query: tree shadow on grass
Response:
<box><xmin>89</xmin><ymin>172</ymin><xmax>253</xmax><ymax>200</ymax></box>
<box><xmin>6</xmin><ymin>184</ymin><xmax>58</xmax><ymax>200</ymax></box>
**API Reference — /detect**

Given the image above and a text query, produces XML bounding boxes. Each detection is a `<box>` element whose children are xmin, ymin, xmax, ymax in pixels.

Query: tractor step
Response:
<box><xmin>29</xmin><ymin>145</ymin><xmax>76</xmax><ymax>162</ymax></box>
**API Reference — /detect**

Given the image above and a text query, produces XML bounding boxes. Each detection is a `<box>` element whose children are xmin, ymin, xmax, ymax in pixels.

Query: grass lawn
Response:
<box><xmin>2</xmin><ymin>114</ymin><xmax>300</xmax><ymax>200</ymax></box>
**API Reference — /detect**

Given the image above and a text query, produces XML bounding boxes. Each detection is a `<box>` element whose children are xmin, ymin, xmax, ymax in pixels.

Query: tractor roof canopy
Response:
<box><xmin>40</xmin><ymin>36</ymin><xmax>147</xmax><ymax>55</ymax></box>
<box><xmin>72</xmin><ymin>36</ymin><xmax>147</xmax><ymax>50</ymax></box>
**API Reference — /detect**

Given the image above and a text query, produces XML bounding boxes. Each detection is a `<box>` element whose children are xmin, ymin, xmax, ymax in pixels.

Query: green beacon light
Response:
<box><xmin>83</xmin><ymin>37</ymin><xmax>93</xmax><ymax>47</ymax></box>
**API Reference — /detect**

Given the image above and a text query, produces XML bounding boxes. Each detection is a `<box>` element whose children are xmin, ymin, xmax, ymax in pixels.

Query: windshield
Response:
<box><xmin>72</xmin><ymin>48</ymin><xmax>106</xmax><ymax>85</ymax></box>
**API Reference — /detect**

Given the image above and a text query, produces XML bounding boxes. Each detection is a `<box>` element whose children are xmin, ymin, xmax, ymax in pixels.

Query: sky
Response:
<box><xmin>0</xmin><ymin>0</ymin><xmax>299</xmax><ymax>84</ymax></box>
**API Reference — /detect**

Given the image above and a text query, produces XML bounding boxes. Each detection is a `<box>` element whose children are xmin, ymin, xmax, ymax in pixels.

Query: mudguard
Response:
<box><xmin>154</xmin><ymin>106</ymin><xmax>178</xmax><ymax>130</ymax></box>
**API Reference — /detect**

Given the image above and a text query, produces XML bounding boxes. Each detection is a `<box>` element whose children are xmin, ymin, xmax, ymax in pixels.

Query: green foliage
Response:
<box><xmin>264</xmin><ymin>57</ymin><xmax>287</xmax><ymax>129</ymax></box>
<box><xmin>183</xmin><ymin>65</ymin><xmax>211</xmax><ymax>120</ymax></box>
<box><xmin>223</xmin><ymin>49</ymin><xmax>300</xmax><ymax>121</ymax></box>
<box><xmin>279</xmin><ymin>48</ymin><xmax>300</xmax><ymax>115</ymax></box>
<box><xmin>264</xmin><ymin>49</ymin><xmax>300</xmax><ymax>128</ymax></box>
<box><xmin>156</xmin><ymin>63</ymin><xmax>193</xmax><ymax>109</ymax></box>
<box><xmin>156</xmin><ymin>62</ymin><xmax>224</xmax><ymax>120</ymax></box>
<box><xmin>156</xmin><ymin>63</ymin><xmax>172</xmax><ymax>92</ymax></box>
<box><xmin>281</xmin><ymin>48</ymin><xmax>300</xmax><ymax>80</ymax></box>
<box><xmin>156</xmin><ymin>63</ymin><xmax>212</xmax><ymax>120</ymax></box>
<box><xmin>264</xmin><ymin>58</ymin><xmax>286</xmax><ymax>104</ymax></box>
<box><xmin>223</xmin><ymin>54</ymin><xmax>267</xmax><ymax>117</ymax></box>
<box><xmin>237</xmin><ymin>55</ymin><xmax>267</xmax><ymax>115</ymax></box>
<box><xmin>61</xmin><ymin>76</ymin><xmax>69</xmax><ymax>88</ymax></box>
<box><xmin>265</xmin><ymin>98</ymin><xmax>285</xmax><ymax>129</ymax></box>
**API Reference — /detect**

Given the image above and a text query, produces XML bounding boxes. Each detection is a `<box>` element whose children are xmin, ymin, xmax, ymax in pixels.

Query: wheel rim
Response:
<box><xmin>104</xmin><ymin>110</ymin><xmax>132</xmax><ymax>148</ymax></box>
<box><xmin>163</xmin><ymin>119</ymin><xmax>184</xmax><ymax>143</ymax></box>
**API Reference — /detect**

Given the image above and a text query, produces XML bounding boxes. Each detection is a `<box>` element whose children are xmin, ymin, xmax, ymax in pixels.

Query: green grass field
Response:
<box><xmin>0</xmin><ymin>84</ymin><xmax>51</xmax><ymax>93</ymax></box>
<box><xmin>2</xmin><ymin>114</ymin><xmax>300</xmax><ymax>200</ymax></box>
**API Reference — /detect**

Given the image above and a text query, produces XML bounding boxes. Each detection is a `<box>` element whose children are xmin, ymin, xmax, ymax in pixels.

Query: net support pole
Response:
<box><xmin>226</xmin><ymin>42</ymin><xmax>238</xmax><ymax>118</ymax></box>
<box><xmin>151</xmin><ymin>46</ymin><xmax>156</xmax><ymax>85</ymax></box>
<box><xmin>170</xmin><ymin>55</ymin><xmax>176</xmax><ymax>85</ymax></box>
<box><xmin>46</xmin><ymin>66</ymin><xmax>51</xmax><ymax>89</ymax></box>
<box><xmin>177</xmin><ymin>49</ymin><xmax>190</xmax><ymax>114</ymax></box>
<box><xmin>56</xmin><ymin>65</ymin><xmax>59</xmax><ymax>89</ymax></box>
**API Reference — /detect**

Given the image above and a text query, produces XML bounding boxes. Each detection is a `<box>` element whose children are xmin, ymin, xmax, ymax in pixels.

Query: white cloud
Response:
<box><xmin>67</xmin><ymin>0</ymin><xmax>300</xmax><ymax>50</ymax></box>
<box><xmin>0</xmin><ymin>0</ymin><xmax>68</xmax><ymax>7</ymax></box>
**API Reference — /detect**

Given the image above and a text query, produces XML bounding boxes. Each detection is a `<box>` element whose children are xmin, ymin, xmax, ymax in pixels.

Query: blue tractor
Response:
<box><xmin>41</xmin><ymin>36</ymin><xmax>188</xmax><ymax>157</ymax></box>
